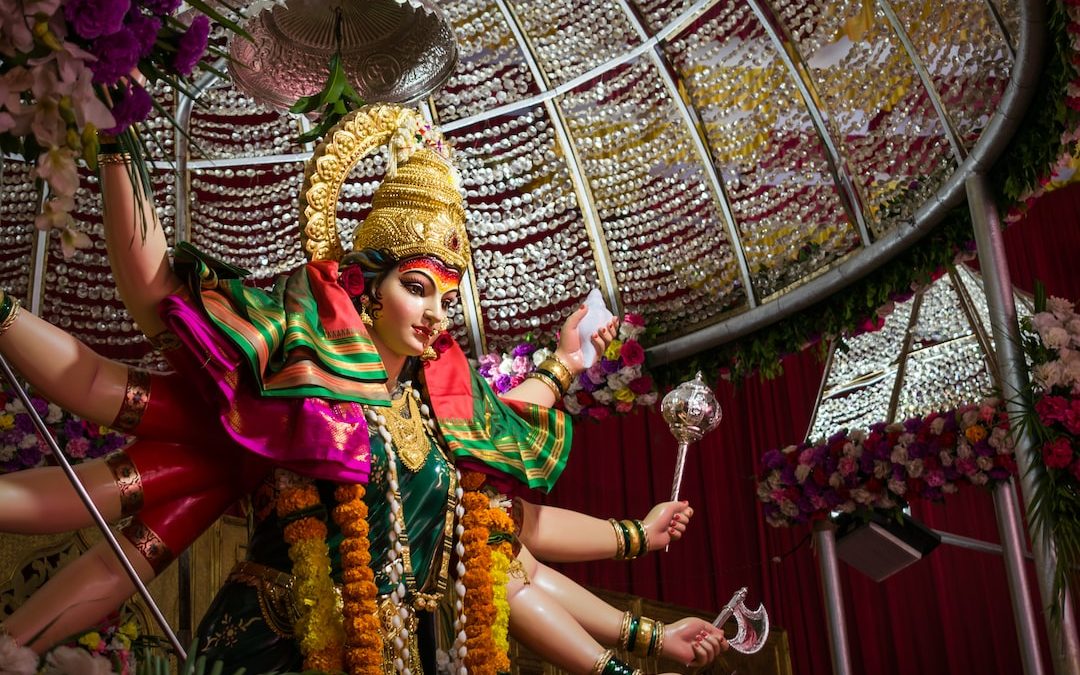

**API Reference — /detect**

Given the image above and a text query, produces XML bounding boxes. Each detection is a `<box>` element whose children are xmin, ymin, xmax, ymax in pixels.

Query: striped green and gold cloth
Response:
<box><xmin>174</xmin><ymin>242</ymin><xmax>390</xmax><ymax>406</ymax></box>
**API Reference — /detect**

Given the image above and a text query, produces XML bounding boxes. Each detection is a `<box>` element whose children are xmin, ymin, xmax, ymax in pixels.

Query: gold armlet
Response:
<box><xmin>538</xmin><ymin>354</ymin><xmax>574</xmax><ymax>393</ymax></box>
<box><xmin>98</xmin><ymin>152</ymin><xmax>133</xmax><ymax>166</ymax></box>
<box><xmin>0</xmin><ymin>290</ymin><xmax>21</xmax><ymax>337</ymax></box>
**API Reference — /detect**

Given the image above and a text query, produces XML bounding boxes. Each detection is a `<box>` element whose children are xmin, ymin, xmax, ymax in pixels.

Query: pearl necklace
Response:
<box><xmin>365</xmin><ymin>382</ymin><xmax>468</xmax><ymax>675</ymax></box>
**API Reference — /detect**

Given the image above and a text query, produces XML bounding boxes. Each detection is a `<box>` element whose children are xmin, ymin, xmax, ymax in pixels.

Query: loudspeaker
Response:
<box><xmin>833</xmin><ymin>511</ymin><xmax>941</xmax><ymax>582</ymax></box>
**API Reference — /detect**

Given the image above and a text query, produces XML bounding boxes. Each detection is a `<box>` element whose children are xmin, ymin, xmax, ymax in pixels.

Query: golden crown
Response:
<box><xmin>300</xmin><ymin>104</ymin><xmax>469</xmax><ymax>270</ymax></box>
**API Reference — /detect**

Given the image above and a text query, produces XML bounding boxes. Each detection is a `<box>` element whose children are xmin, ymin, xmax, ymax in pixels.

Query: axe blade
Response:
<box><xmin>713</xmin><ymin>587</ymin><xmax>770</xmax><ymax>655</ymax></box>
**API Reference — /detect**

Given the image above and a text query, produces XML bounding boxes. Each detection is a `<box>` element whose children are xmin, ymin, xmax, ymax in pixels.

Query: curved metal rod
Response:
<box><xmin>492</xmin><ymin>0</ymin><xmax>622</xmax><ymax>316</ymax></box>
<box><xmin>649</xmin><ymin>0</ymin><xmax>1046</xmax><ymax>366</ymax></box>
<box><xmin>0</xmin><ymin>355</ymin><xmax>186</xmax><ymax>659</ymax></box>
<box><xmin>876</xmin><ymin>0</ymin><xmax>968</xmax><ymax>163</ymax></box>
<box><xmin>613</xmin><ymin>0</ymin><xmax>758</xmax><ymax>308</ymax></box>
<box><xmin>746</xmin><ymin>0</ymin><xmax>873</xmax><ymax>248</ymax></box>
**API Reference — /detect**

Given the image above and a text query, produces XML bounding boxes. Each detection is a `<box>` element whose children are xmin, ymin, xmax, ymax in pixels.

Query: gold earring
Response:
<box><xmin>421</xmin><ymin>345</ymin><xmax>438</xmax><ymax>361</ymax></box>
<box><xmin>359</xmin><ymin>303</ymin><xmax>373</xmax><ymax>327</ymax></box>
<box><xmin>437</xmin><ymin>318</ymin><xmax>450</xmax><ymax>332</ymax></box>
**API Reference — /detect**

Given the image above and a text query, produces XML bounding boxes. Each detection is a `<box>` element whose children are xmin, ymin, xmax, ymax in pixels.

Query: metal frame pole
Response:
<box><xmin>968</xmin><ymin>171</ymin><xmax>1080</xmax><ymax>675</ymax></box>
<box><xmin>0</xmin><ymin>356</ymin><xmax>186</xmax><ymax>659</ymax></box>
<box><xmin>813</xmin><ymin>521</ymin><xmax>853</xmax><ymax>675</ymax></box>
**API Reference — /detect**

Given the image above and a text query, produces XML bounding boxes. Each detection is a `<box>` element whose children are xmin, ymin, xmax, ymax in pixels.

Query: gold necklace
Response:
<box><xmin>383</xmin><ymin>384</ymin><xmax>429</xmax><ymax>472</ymax></box>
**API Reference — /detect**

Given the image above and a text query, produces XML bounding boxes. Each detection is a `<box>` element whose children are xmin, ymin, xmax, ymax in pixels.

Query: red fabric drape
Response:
<box><xmin>538</xmin><ymin>182</ymin><xmax>1080</xmax><ymax>674</ymax></box>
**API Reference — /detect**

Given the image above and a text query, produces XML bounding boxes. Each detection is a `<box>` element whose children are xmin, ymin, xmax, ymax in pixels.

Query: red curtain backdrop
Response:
<box><xmin>537</xmin><ymin>182</ymin><xmax>1080</xmax><ymax>674</ymax></box>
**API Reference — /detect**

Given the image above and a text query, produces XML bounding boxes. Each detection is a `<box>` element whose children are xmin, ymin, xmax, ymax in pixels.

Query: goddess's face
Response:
<box><xmin>368</xmin><ymin>256</ymin><xmax>461</xmax><ymax>358</ymax></box>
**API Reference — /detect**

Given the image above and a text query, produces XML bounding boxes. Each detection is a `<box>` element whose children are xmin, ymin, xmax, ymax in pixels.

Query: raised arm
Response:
<box><xmin>502</xmin><ymin>303</ymin><xmax>619</xmax><ymax>407</ymax></box>
<box><xmin>0</xmin><ymin>291</ymin><xmax>127</xmax><ymax>425</ymax></box>
<box><xmin>100</xmin><ymin>156</ymin><xmax>181</xmax><ymax>338</ymax></box>
<box><xmin>516</xmin><ymin>499</ymin><xmax>694</xmax><ymax>563</ymax></box>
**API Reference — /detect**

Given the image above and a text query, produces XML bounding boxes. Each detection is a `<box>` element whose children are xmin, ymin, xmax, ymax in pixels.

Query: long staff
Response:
<box><xmin>0</xmin><ymin>355</ymin><xmax>186</xmax><ymax>660</ymax></box>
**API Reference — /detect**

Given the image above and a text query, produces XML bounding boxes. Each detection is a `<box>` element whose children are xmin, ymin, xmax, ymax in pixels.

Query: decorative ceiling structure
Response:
<box><xmin>0</xmin><ymin>0</ymin><xmax>1034</xmax><ymax>369</ymax></box>
<box><xmin>806</xmin><ymin>264</ymin><xmax>1033</xmax><ymax>443</ymax></box>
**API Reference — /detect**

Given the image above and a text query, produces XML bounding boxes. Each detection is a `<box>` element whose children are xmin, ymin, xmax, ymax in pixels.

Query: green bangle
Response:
<box><xmin>632</xmin><ymin>519</ymin><xmax>649</xmax><ymax>557</ymax></box>
<box><xmin>603</xmin><ymin>656</ymin><xmax>639</xmax><ymax>675</ymax></box>
<box><xmin>626</xmin><ymin>615</ymin><xmax>640</xmax><ymax>652</ymax></box>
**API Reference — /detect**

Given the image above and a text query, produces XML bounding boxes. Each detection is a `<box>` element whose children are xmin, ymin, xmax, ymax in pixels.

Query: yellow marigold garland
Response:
<box><xmin>278</xmin><ymin>481</ymin><xmax>345</xmax><ymax>672</ymax></box>
<box><xmin>461</xmin><ymin>472</ymin><xmax>497</xmax><ymax>675</ymax></box>
<box><xmin>488</xmin><ymin>506</ymin><xmax>516</xmax><ymax>671</ymax></box>
<box><xmin>333</xmin><ymin>483</ymin><xmax>384</xmax><ymax>675</ymax></box>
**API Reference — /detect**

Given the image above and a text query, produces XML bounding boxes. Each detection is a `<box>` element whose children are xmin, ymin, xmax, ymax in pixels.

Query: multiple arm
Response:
<box><xmin>99</xmin><ymin>161</ymin><xmax>181</xmax><ymax>337</ymax></box>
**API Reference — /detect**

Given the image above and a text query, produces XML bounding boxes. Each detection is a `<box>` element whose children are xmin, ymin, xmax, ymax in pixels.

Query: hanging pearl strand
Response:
<box><xmin>367</xmin><ymin>383</ymin><xmax>469</xmax><ymax>675</ymax></box>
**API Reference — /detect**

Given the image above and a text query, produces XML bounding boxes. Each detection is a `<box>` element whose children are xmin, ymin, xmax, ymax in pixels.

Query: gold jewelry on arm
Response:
<box><xmin>539</xmin><ymin>354</ymin><xmax>574</xmax><ymax>392</ymax></box>
<box><xmin>591</xmin><ymin>649</ymin><xmax>615</xmax><ymax>675</ymax></box>
<box><xmin>0</xmin><ymin>290</ymin><xmax>20</xmax><ymax>337</ymax></box>
<box><xmin>610</xmin><ymin>518</ymin><xmax>627</xmax><ymax>559</ymax></box>
<box><xmin>617</xmin><ymin>610</ymin><xmax>633</xmax><ymax>648</ymax></box>
<box><xmin>111</xmin><ymin>368</ymin><xmax>151</xmax><ymax>432</ymax></box>
<box><xmin>98</xmin><ymin>152</ymin><xmax>133</xmax><ymax>165</ymax></box>
<box><xmin>526</xmin><ymin>370</ymin><xmax>562</xmax><ymax>400</ymax></box>
<box><xmin>653</xmin><ymin>619</ymin><xmax>665</xmax><ymax>657</ymax></box>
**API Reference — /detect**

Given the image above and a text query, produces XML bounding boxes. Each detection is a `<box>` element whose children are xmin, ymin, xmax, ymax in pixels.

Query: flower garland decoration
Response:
<box><xmin>1018</xmin><ymin>291</ymin><xmax>1080</xmax><ymax>616</ymax></box>
<box><xmin>60</xmin><ymin>618</ymin><xmax>140</xmax><ymax>675</ymax></box>
<box><xmin>0</xmin><ymin>0</ymin><xmax>241</xmax><ymax>255</ymax></box>
<box><xmin>0</xmin><ymin>390</ymin><xmax>130</xmax><ymax>474</ymax></box>
<box><xmin>756</xmin><ymin>398</ymin><xmax>1015</xmax><ymax>527</ymax></box>
<box><xmin>476</xmin><ymin>313</ymin><xmax>658</xmax><ymax>420</ymax></box>
<box><xmin>460</xmin><ymin>471</ymin><xmax>497</xmax><ymax>675</ymax></box>
<box><xmin>487</xmin><ymin>506</ymin><xmax>517</xmax><ymax>673</ymax></box>
<box><xmin>276</xmin><ymin>473</ymin><xmax>345</xmax><ymax>672</ymax></box>
<box><xmin>333</xmin><ymin>483</ymin><xmax>384</xmax><ymax>675</ymax></box>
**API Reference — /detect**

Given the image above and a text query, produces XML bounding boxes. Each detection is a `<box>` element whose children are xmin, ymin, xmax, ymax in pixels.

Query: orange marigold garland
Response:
<box><xmin>277</xmin><ymin>477</ymin><xmax>345</xmax><ymax>672</ymax></box>
<box><xmin>488</xmin><ymin>507</ymin><xmax>517</xmax><ymax>673</ymax></box>
<box><xmin>333</xmin><ymin>483</ymin><xmax>384</xmax><ymax>675</ymax></box>
<box><xmin>461</xmin><ymin>472</ymin><xmax>497</xmax><ymax>675</ymax></box>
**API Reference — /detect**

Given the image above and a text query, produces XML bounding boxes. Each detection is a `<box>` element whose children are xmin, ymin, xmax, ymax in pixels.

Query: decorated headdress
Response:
<box><xmin>300</xmin><ymin>103</ymin><xmax>470</xmax><ymax>270</ymax></box>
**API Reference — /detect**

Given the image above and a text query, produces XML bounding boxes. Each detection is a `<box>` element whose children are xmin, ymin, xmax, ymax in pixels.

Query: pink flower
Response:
<box><xmin>1036</xmin><ymin>395</ymin><xmax>1070</xmax><ymax>424</ymax></box>
<box><xmin>925</xmin><ymin>470</ymin><xmax>946</xmax><ymax>487</ymax></box>
<box><xmin>838</xmin><ymin>456</ymin><xmax>857</xmax><ymax>476</ymax></box>
<box><xmin>34</xmin><ymin>147</ymin><xmax>79</xmax><ymax>199</ymax></box>
<box><xmin>623</xmin><ymin>312</ymin><xmax>645</xmax><ymax>327</ymax></box>
<box><xmin>620</xmin><ymin>340</ymin><xmax>645</xmax><ymax>367</ymax></box>
<box><xmin>1042</xmin><ymin>437</ymin><xmax>1075</xmax><ymax>470</ymax></box>
<box><xmin>65</xmin><ymin>436</ymin><xmax>91</xmax><ymax>458</ymax></box>
<box><xmin>587</xmin><ymin>406</ymin><xmax>610</xmax><ymax>421</ymax></box>
<box><xmin>432</xmin><ymin>332</ymin><xmax>455</xmax><ymax>355</ymax></box>
<box><xmin>614</xmin><ymin>401</ymin><xmax>633</xmax><ymax>414</ymax></box>
<box><xmin>798</xmin><ymin>448</ymin><xmax>815</xmax><ymax>466</ymax></box>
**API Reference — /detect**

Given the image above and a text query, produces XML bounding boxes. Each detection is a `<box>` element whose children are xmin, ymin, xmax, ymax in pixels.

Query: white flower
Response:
<box><xmin>617</xmin><ymin>364</ymin><xmax>641</xmax><ymax>379</ymax></box>
<box><xmin>0</xmin><ymin>445</ymin><xmax>14</xmax><ymax>462</ymax></box>
<box><xmin>532</xmin><ymin>348</ymin><xmax>552</xmax><ymax>366</ymax></box>
<box><xmin>1047</xmin><ymin>296</ymin><xmax>1076</xmax><ymax>321</ymax></box>
<box><xmin>45</xmin><ymin>403</ymin><xmax>62</xmax><ymax>424</ymax></box>
<box><xmin>972</xmin><ymin>473</ymin><xmax>989</xmax><ymax>486</ymax></box>
<box><xmin>942</xmin><ymin>483</ymin><xmax>959</xmax><ymax>494</ymax></box>
<box><xmin>42</xmin><ymin>646</ymin><xmax>112</xmax><ymax>675</ymax></box>
<box><xmin>5</xmin><ymin>400</ymin><xmax>25</xmax><ymax>414</ymax></box>
<box><xmin>930</xmin><ymin>417</ymin><xmax>946</xmax><ymax>434</ymax></box>
<box><xmin>562</xmin><ymin>394</ymin><xmax>582</xmax><ymax>415</ymax></box>
<box><xmin>779</xmin><ymin>501</ymin><xmax>800</xmax><ymax>517</ymax></box>
<box><xmin>1033</xmin><ymin>311</ymin><xmax>1063</xmax><ymax>336</ymax></box>
<box><xmin>0</xmin><ymin>634</ymin><xmax>38</xmax><ymax>675</ymax></box>
<box><xmin>850</xmin><ymin>488</ymin><xmax>872</xmax><ymax>505</ymax></box>
<box><xmin>976</xmin><ymin>456</ymin><xmax>994</xmax><ymax>471</ymax></box>
<box><xmin>794</xmin><ymin>465</ymin><xmax>811</xmax><ymax>483</ymax></box>
<box><xmin>605</xmin><ymin>373</ymin><xmax>628</xmax><ymax>391</ymax></box>
<box><xmin>591</xmin><ymin>388</ymin><xmax>613</xmax><ymax>404</ymax></box>
<box><xmin>636</xmin><ymin>392</ymin><xmax>657</xmax><ymax>406</ymax></box>
<box><xmin>497</xmin><ymin>358</ymin><xmax>513</xmax><ymax>375</ymax></box>
<box><xmin>1045</xmin><ymin>326</ymin><xmax>1071</xmax><ymax>351</ymax></box>
<box><xmin>18</xmin><ymin>435</ymin><xmax>38</xmax><ymax>449</ymax></box>
<box><xmin>887</xmin><ymin>479</ymin><xmax>907</xmax><ymax>496</ymax></box>
<box><xmin>1034</xmin><ymin>361</ymin><xmax>1064</xmax><ymax>389</ymax></box>
<box><xmin>906</xmin><ymin>458</ymin><xmax>924</xmax><ymax>478</ymax></box>
<box><xmin>873</xmin><ymin>460</ymin><xmax>891</xmax><ymax>479</ymax></box>
<box><xmin>889</xmin><ymin>446</ymin><xmax>908</xmax><ymax>464</ymax></box>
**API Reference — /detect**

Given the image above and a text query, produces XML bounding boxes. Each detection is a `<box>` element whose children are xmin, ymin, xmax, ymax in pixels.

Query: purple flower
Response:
<box><xmin>65</xmin><ymin>0</ymin><xmax>131</xmax><ymax>39</ymax></box>
<box><xmin>65</xmin><ymin>419</ymin><xmax>85</xmax><ymax>439</ymax></box>
<box><xmin>577</xmin><ymin>372</ymin><xmax>598</xmax><ymax>393</ymax></box>
<box><xmin>91</xmin><ymin>28</ymin><xmax>142</xmax><ymax>85</ymax></box>
<box><xmin>172</xmin><ymin>15</ymin><xmax>210</xmax><ymax>77</ymax></box>
<box><xmin>511</xmin><ymin>343</ymin><xmax>536</xmax><ymax>358</ymax></box>
<box><xmin>125</xmin><ymin>10</ymin><xmax>161</xmax><ymax>59</ymax></box>
<box><xmin>600</xmin><ymin>358</ymin><xmax>620</xmax><ymax>374</ymax></box>
<box><xmin>104</xmin><ymin>83</ymin><xmax>152</xmax><ymax>134</ymax></box>
<box><xmin>761</xmin><ymin>449</ymin><xmax>785</xmax><ymax>470</ymax></box>
<box><xmin>15</xmin><ymin>415</ymin><xmax>34</xmax><ymax>433</ymax></box>
<box><xmin>138</xmin><ymin>0</ymin><xmax>181</xmax><ymax>14</ymax></box>
<box><xmin>494</xmin><ymin>374</ymin><xmax>512</xmax><ymax>393</ymax></box>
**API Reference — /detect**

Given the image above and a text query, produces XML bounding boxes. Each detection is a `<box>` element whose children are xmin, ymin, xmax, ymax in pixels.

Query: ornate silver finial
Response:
<box><xmin>662</xmin><ymin>372</ymin><xmax>722</xmax><ymax>502</ymax></box>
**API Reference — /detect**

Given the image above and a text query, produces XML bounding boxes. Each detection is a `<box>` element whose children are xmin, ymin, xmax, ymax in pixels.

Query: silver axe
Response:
<box><xmin>712</xmin><ymin>587</ymin><xmax>770</xmax><ymax>654</ymax></box>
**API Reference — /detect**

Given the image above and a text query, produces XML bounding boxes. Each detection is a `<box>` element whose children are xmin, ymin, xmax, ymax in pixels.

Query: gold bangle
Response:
<box><xmin>539</xmin><ymin>355</ymin><xmax>574</xmax><ymax>393</ymax></box>
<box><xmin>634</xmin><ymin>519</ymin><xmax>650</xmax><ymax>556</ymax></box>
<box><xmin>591</xmin><ymin>648</ymin><xmax>614</xmax><ymax>675</ymax></box>
<box><xmin>653</xmin><ymin>619</ymin><xmax>665</xmax><ymax>657</ymax></box>
<box><xmin>610</xmin><ymin>518</ymin><xmax>626</xmax><ymax>560</ymax></box>
<box><xmin>98</xmin><ymin>152</ymin><xmax>132</xmax><ymax>165</ymax></box>
<box><xmin>0</xmin><ymin>292</ymin><xmax>21</xmax><ymax>337</ymax></box>
<box><xmin>617</xmin><ymin>610</ymin><xmax>632</xmax><ymax>649</ymax></box>
<box><xmin>526</xmin><ymin>370</ymin><xmax>561</xmax><ymax>400</ymax></box>
<box><xmin>621</xmin><ymin>519</ymin><xmax>641</xmax><ymax>560</ymax></box>
<box><xmin>633</xmin><ymin>617</ymin><xmax>654</xmax><ymax>657</ymax></box>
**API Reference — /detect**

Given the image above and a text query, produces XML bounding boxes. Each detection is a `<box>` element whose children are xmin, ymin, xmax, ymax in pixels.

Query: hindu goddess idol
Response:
<box><xmin>0</xmin><ymin>104</ymin><xmax>727</xmax><ymax>675</ymax></box>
